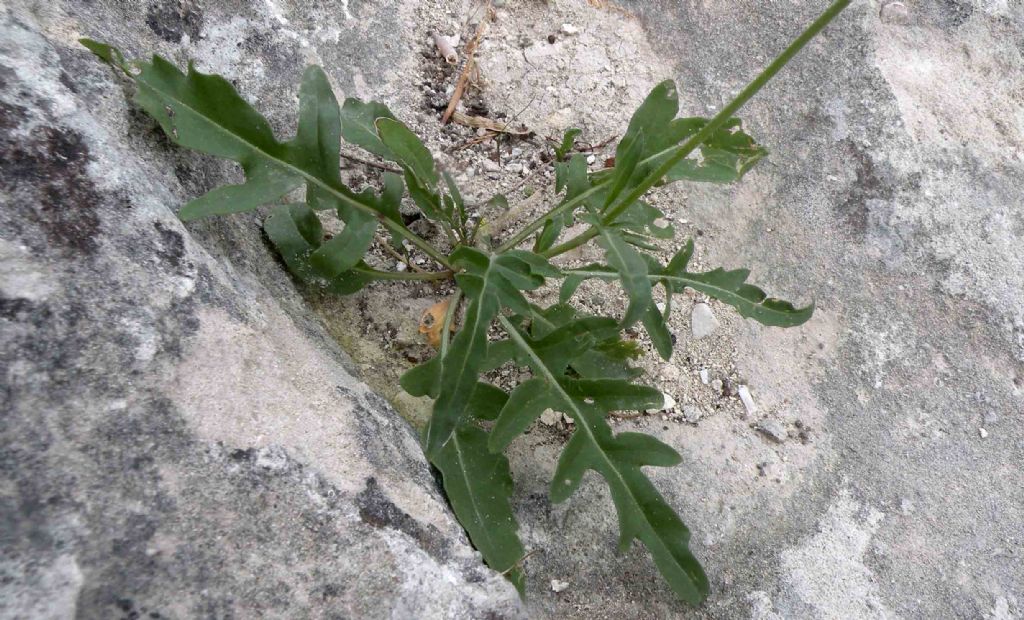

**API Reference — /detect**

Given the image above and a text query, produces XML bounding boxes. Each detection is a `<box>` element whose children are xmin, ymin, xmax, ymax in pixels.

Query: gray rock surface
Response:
<box><xmin>3</xmin><ymin>0</ymin><xmax>1024</xmax><ymax>618</ymax></box>
<box><xmin>0</xmin><ymin>3</ymin><xmax>522</xmax><ymax>618</ymax></box>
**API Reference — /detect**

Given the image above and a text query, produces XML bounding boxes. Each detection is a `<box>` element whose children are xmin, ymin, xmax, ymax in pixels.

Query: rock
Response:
<box><xmin>699</xmin><ymin>368</ymin><xmax>711</xmax><ymax>384</ymax></box>
<box><xmin>647</xmin><ymin>392</ymin><xmax>675</xmax><ymax>414</ymax></box>
<box><xmin>550</xmin><ymin>579</ymin><xmax>570</xmax><ymax>593</ymax></box>
<box><xmin>756</xmin><ymin>420</ymin><xmax>788</xmax><ymax>443</ymax></box>
<box><xmin>691</xmin><ymin>303</ymin><xmax>720</xmax><ymax>338</ymax></box>
<box><xmin>738</xmin><ymin>385</ymin><xmax>758</xmax><ymax>416</ymax></box>
<box><xmin>710</xmin><ymin>378</ymin><xmax>724</xmax><ymax>394</ymax></box>
<box><xmin>0</xmin><ymin>11</ymin><xmax>522</xmax><ymax>619</ymax></box>
<box><xmin>560</xmin><ymin>23</ymin><xmax>579</xmax><ymax>36</ymax></box>
<box><xmin>682</xmin><ymin>406</ymin><xmax>703</xmax><ymax>424</ymax></box>
<box><xmin>662</xmin><ymin>392</ymin><xmax>677</xmax><ymax>411</ymax></box>
<box><xmin>540</xmin><ymin>408</ymin><xmax>562</xmax><ymax>426</ymax></box>
<box><xmin>879</xmin><ymin>1</ymin><xmax>910</xmax><ymax>25</ymax></box>
<box><xmin>980</xmin><ymin>428</ymin><xmax>989</xmax><ymax>439</ymax></box>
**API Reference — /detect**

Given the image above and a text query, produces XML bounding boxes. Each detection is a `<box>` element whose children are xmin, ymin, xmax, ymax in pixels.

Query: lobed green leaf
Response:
<box><xmin>495</xmin><ymin>315</ymin><xmax>709</xmax><ymax>603</ymax></box>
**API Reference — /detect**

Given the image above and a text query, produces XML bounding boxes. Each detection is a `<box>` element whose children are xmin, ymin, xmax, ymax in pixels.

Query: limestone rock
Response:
<box><xmin>0</xmin><ymin>9</ymin><xmax>521</xmax><ymax>619</ymax></box>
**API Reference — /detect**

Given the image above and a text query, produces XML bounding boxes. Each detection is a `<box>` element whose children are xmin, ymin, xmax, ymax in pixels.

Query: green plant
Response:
<box><xmin>81</xmin><ymin>0</ymin><xmax>848</xmax><ymax>603</ymax></box>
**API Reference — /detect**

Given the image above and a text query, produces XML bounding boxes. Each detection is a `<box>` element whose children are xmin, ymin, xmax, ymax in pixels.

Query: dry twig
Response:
<box><xmin>450</xmin><ymin>111</ymin><xmax>531</xmax><ymax>136</ymax></box>
<box><xmin>341</xmin><ymin>152</ymin><xmax>402</xmax><ymax>174</ymax></box>
<box><xmin>441</xmin><ymin>3</ymin><xmax>491</xmax><ymax>124</ymax></box>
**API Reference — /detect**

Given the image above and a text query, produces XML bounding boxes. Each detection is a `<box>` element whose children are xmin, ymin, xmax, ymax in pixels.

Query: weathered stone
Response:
<box><xmin>0</xmin><ymin>6</ymin><xmax>521</xmax><ymax>619</ymax></box>
<box><xmin>691</xmin><ymin>302</ymin><xmax>719</xmax><ymax>339</ymax></box>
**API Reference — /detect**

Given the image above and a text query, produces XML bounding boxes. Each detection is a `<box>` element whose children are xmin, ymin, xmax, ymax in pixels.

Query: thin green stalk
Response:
<box><xmin>508</xmin><ymin>0</ymin><xmax>851</xmax><ymax>259</ymax></box>
<box><xmin>495</xmin><ymin>184</ymin><xmax>605</xmax><ymax>253</ymax></box>
<box><xmin>440</xmin><ymin>289</ymin><xmax>463</xmax><ymax>354</ymax></box>
<box><xmin>378</xmin><ymin>217</ymin><xmax>453</xmax><ymax>269</ymax></box>
<box><xmin>352</xmin><ymin>265</ymin><xmax>454</xmax><ymax>281</ymax></box>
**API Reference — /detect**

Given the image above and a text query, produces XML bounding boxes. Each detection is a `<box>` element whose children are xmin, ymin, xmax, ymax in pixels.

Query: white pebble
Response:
<box><xmin>699</xmin><ymin>368</ymin><xmax>710</xmax><ymax>384</ymax></box>
<box><xmin>879</xmin><ymin>1</ymin><xmax>910</xmax><ymax>25</ymax></box>
<box><xmin>586</xmin><ymin>154</ymin><xmax>596</xmax><ymax>165</ymax></box>
<box><xmin>540</xmin><ymin>408</ymin><xmax>561</xmax><ymax>426</ymax></box>
<box><xmin>979</xmin><ymin>428</ymin><xmax>989</xmax><ymax>439</ymax></box>
<box><xmin>691</xmin><ymin>303</ymin><xmax>719</xmax><ymax>338</ymax></box>
<box><xmin>662</xmin><ymin>392</ymin><xmax>677</xmax><ymax>411</ymax></box>
<box><xmin>738</xmin><ymin>385</ymin><xmax>757</xmax><ymax>416</ymax></box>
<box><xmin>551</xmin><ymin>579</ymin><xmax>570</xmax><ymax>593</ymax></box>
<box><xmin>560</xmin><ymin>23</ymin><xmax>579</xmax><ymax>35</ymax></box>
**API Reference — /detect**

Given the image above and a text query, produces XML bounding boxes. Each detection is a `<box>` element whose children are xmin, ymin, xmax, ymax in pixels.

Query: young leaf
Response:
<box><xmin>664</xmin><ymin>119</ymin><xmax>767</xmax><ymax>184</ymax></box>
<box><xmin>554</xmin><ymin>127</ymin><xmax>582</xmax><ymax>161</ymax></box>
<box><xmin>340</xmin><ymin>98</ymin><xmax>398</xmax><ymax>160</ymax></box>
<box><xmin>592</xmin><ymin>223</ymin><xmax>652</xmax><ymax>328</ymax></box>
<box><xmin>496</xmin><ymin>315</ymin><xmax>709</xmax><ymax>603</ymax></box>
<box><xmin>425</xmin><ymin>247</ymin><xmax>557</xmax><ymax>456</ymax></box>
<box><xmin>563</xmin><ymin>239</ymin><xmax>815</xmax><ymax>328</ymax></box>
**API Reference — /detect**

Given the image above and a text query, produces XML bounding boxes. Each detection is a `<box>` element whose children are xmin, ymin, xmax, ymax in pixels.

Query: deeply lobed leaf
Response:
<box><xmin>562</xmin><ymin>239</ymin><xmax>814</xmax><ymax>328</ymax></box>
<box><xmin>494</xmin><ymin>315</ymin><xmax>709</xmax><ymax>603</ymax></box>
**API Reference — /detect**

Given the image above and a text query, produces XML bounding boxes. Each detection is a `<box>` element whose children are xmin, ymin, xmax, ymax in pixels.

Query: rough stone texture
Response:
<box><xmin>0</xmin><ymin>3</ymin><xmax>522</xmax><ymax>618</ymax></box>
<box><xmin>3</xmin><ymin>0</ymin><xmax>1024</xmax><ymax>618</ymax></box>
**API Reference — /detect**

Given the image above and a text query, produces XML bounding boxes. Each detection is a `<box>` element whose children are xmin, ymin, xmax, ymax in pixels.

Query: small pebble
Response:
<box><xmin>738</xmin><ymin>385</ymin><xmax>757</xmax><ymax>415</ymax></box>
<box><xmin>699</xmin><ymin>368</ymin><xmax>710</xmax><ymax>384</ymax></box>
<box><xmin>551</xmin><ymin>579</ymin><xmax>570</xmax><ymax>593</ymax></box>
<box><xmin>710</xmin><ymin>378</ymin><xmax>723</xmax><ymax>393</ymax></box>
<box><xmin>562</xmin><ymin>413</ymin><xmax>574</xmax><ymax>425</ymax></box>
<box><xmin>540</xmin><ymin>408</ymin><xmax>561</xmax><ymax>426</ymax></box>
<box><xmin>979</xmin><ymin>428</ymin><xmax>989</xmax><ymax>439</ymax></box>
<box><xmin>586</xmin><ymin>154</ymin><xmax>596</xmax><ymax>165</ymax></box>
<box><xmin>395</xmin><ymin>262</ymin><xmax>407</xmax><ymax>272</ymax></box>
<box><xmin>560</xmin><ymin>23</ymin><xmax>579</xmax><ymax>35</ymax></box>
<box><xmin>691</xmin><ymin>303</ymin><xmax>719</xmax><ymax>338</ymax></box>
<box><xmin>682</xmin><ymin>406</ymin><xmax>703</xmax><ymax>424</ymax></box>
<box><xmin>756</xmin><ymin>419</ymin><xmax>787</xmax><ymax>443</ymax></box>
<box><xmin>879</xmin><ymin>1</ymin><xmax>910</xmax><ymax>25</ymax></box>
<box><xmin>662</xmin><ymin>392</ymin><xmax>677</xmax><ymax>411</ymax></box>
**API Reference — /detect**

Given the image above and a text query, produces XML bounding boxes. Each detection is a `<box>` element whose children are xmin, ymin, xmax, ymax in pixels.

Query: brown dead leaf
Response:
<box><xmin>419</xmin><ymin>299</ymin><xmax>452</xmax><ymax>347</ymax></box>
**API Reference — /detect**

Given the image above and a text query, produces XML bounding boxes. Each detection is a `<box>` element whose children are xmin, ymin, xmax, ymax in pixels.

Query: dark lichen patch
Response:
<box><xmin>357</xmin><ymin>477</ymin><xmax>450</xmax><ymax>561</ymax></box>
<box><xmin>0</xmin><ymin>99</ymin><xmax>28</xmax><ymax>131</ymax></box>
<box><xmin>153</xmin><ymin>221</ymin><xmax>185</xmax><ymax>268</ymax></box>
<box><xmin>145</xmin><ymin>0</ymin><xmax>203</xmax><ymax>43</ymax></box>
<box><xmin>0</xmin><ymin>123</ymin><xmax>102</xmax><ymax>254</ymax></box>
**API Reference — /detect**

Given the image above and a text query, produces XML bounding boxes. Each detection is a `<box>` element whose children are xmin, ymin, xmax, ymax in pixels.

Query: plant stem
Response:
<box><xmin>378</xmin><ymin>217</ymin><xmax>453</xmax><ymax>269</ymax></box>
<box><xmin>495</xmin><ymin>184</ymin><xmax>605</xmax><ymax>252</ymax></box>
<box><xmin>440</xmin><ymin>289</ymin><xmax>463</xmax><ymax>354</ymax></box>
<box><xmin>505</xmin><ymin>0</ymin><xmax>852</xmax><ymax>258</ymax></box>
<box><xmin>352</xmin><ymin>265</ymin><xmax>454</xmax><ymax>281</ymax></box>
